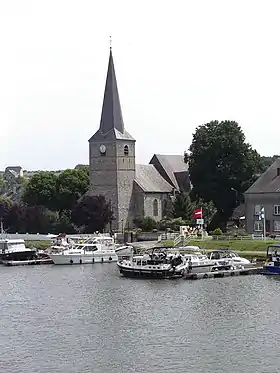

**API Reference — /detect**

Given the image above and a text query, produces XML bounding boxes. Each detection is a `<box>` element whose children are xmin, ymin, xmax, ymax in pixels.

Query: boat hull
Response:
<box><xmin>2</xmin><ymin>258</ymin><xmax>53</xmax><ymax>266</ymax></box>
<box><xmin>117</xmin><ymin>263</ymin><xmax>178</xmax><ymax>279</ymax></box>
<box><xmin>49</xmin><ymin>253</ymin><xmax>118</xmax><ymax>265</ymax></box>
<box><xmin>262</xmin><ymin>265</ymin><xmax>280</xmax><ymax>275</ymax></box>
<box><xmin>0</xmin><ymin>250</ymin><xmax>36</xmax><ymax>263</ymax></box>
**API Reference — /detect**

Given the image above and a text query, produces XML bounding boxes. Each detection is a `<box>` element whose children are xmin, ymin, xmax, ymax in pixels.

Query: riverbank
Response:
<box><xmin>161</xmin><ymin>239</ymin><xmax>274</xmax><ymax>259</ymax></box>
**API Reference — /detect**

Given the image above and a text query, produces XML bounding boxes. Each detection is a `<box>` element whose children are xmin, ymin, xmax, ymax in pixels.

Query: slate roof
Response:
<box><xmin>245</xmin><ymin>158</ymin><xmax>280</xmax><ymax>193</ymax></box>
<box><xmin>5</xmin><ymin>166</ymin><xmax>22</xmax><ymax>175</ymax></box>
<box><xmin>149</xmin><ymin>154</ymin><xmax>189</xmax><ymax>190</ymax></box>
<box><xmin>135</xmin><ymin>164</ymin><xmax>173</xmax><ymax>193</ymax></box>
<box><xmin>89</xmin><ymin>49</ymin><xmax>134</xmax><ymax>143</ymax></box>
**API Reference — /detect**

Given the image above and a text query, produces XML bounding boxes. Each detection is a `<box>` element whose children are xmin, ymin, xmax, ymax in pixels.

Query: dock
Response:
<box><xmin>184</xmin><ymin>266</ymin><xmax>263</xmax><ymax>280</ymax></box>
<box><xmin>2</xmin><ymin>258</ymin><xmax>53</xmax><ymax>266</ymax></box>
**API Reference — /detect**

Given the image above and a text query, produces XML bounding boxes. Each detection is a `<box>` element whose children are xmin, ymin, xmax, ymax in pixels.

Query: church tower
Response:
<box><xmin>88</xmin><ymin>48</ymin><xmax>136</xmax><ymax>231</ymax></box>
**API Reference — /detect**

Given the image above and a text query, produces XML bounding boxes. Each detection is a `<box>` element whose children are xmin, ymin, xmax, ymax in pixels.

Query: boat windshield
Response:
<box><xmin>267</xmin><ymin>245</ymin><xmax>280</xmax><ymax>256</ymax></box>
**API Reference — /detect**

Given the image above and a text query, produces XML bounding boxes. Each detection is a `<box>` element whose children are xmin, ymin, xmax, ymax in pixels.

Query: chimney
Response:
<box><xmin>277</xmin><ymin>168</ymin><xmax>280</xmax><ymax>176</ymax></box>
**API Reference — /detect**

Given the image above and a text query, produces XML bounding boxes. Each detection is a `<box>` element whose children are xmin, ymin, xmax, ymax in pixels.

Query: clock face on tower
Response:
<box><xmin>99</xmin><ymin>144</ymin><xmax>106</xmax><ymax>154</ymax></box>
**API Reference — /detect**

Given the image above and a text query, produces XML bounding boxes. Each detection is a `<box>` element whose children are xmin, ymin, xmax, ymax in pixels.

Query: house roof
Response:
<box><xmin>5</xmin><ymin>166</ymin><xmax>22</xmax><ymax>174</ymax></box>
<box><xmin>149</xmin><ymin>154</ymin><xmax>189</xmax><ymax>190</ymax></box>
<box><xmin>245</xmin><ymin>157</ymin><xmax>280</xmax><ymax>193</ymax></box>
<box><xmin>89</xmin><ymin>49</ymin><xmax>135</xmax><ymax>143</ymax></box>
<box><xmin>135</xmin><ymin>164</ymin><xmax>173</xmax><ymax>193</ymax></box>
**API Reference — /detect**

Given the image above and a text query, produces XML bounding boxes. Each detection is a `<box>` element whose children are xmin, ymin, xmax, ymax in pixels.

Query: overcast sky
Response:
<box><xmin>0</xmin><ymin>0</ymin><xmax>279</xmax><ymax>170</ymax></box>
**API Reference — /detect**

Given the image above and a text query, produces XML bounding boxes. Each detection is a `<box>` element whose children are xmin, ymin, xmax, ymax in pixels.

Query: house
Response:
<box><xmin>244</xmin><ymin>158</ymin><xmax>280</xmax><ymax>234</ymax></box>
<box><xmin>88</xmin><ymin>47</ymin><xmax>190</xmax><ymax>231</ymax></box>
<box><xmin>4</xmin><ymin>166</ymin><xmax>23</xmax><ymax>183</ymax></box>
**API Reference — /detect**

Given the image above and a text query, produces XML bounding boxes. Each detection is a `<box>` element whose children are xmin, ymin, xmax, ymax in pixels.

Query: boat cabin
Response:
<box><xmin>0</xmin><ymin>239</ymin><xmax>27</xmax><ymax>254</ymax></box>
<box><xmin>266</xmin><ymin>245</ymin><xmax>280</xmax><ymax>263</ymax></box>
<box><xmin>208</xmin><ymin>250</ymin><xmax>240</xmax><ymax>261</ymax></box>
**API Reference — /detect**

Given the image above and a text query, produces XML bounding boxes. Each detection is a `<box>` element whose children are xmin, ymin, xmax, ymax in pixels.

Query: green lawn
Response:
<box><xmin>26</xmin><ymin>240</ymin><xmax>50</xmax><ymax>250</ymax></box>
<box><xmin>161</xmin><ymin>239</ymin><xmax>276</xmax><ymax>252</ymax></box>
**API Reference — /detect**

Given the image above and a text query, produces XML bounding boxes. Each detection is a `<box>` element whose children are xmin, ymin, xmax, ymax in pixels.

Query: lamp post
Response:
<box><xmin>230</xmin><ymin>187</ymin><xmax>238</xmax><ymax>203</ymax></box>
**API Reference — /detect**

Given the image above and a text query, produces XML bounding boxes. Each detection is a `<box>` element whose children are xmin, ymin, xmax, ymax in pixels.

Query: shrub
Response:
<box><xmin>211</xmin><ymin>228</ymin><xmax>223</xmax><ymax>236</ymax></box>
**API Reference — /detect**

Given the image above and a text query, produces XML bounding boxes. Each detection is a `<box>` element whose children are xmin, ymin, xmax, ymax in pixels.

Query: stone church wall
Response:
<box><xmin>143</xmin><ymin>193</ymin><xmax>168</xmax><ymax>222</ymax></box>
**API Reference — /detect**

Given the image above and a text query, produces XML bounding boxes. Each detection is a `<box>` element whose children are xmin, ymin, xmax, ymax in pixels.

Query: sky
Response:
<box><xmin>0</xmin><ymin>0</ymin><xmax>280</xmax><ymax>170</ymax></box>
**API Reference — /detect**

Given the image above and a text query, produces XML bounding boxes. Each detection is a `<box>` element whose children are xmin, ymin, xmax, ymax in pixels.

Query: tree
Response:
<box><xmin>55</xmin><ymin>168</ymin><xmax>90</xmax><ymax>212</ymax></box>
<box><xmin>71</xmin><ymin>195</ymin><xmax>114</xmax><ymax>233</ymax></box>
<box><xmin>172</xmin><ymin>192</ymin><xmax>194</xmax><ymax>221</ymax></box>
<box><xmin>133</xmin><ymin>216</ymin><xmax>157</xmax><ymax>231</ymax></box>
<box><xmin>192</xmin><ymin>199</ymin><xmax>217</xmax><ymax>226</ymax></box>
<box><xmin>188</xmin><ymin>120</ymin><xmax>263</xmax><ymax>230</ymax></box>
<box><xmin>0</xmin><ymin>197</ymin><xmax>13</xmax><ymax>226</ymax></box>
<box><xmin>22</xmin><ymin>172</ymin><xmax>58</xmax><ymax>210</ymax></box>
<box><xmin>260</xmin><ymin>155</ymin><xmax>280</xmax><ymax>172</ymax></box>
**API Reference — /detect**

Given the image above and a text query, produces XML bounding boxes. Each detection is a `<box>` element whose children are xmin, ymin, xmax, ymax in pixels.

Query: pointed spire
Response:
<box><xmin>99</xmin><ymin>47</ymin><xmax>125</xmax><ymax>134</ymax></box>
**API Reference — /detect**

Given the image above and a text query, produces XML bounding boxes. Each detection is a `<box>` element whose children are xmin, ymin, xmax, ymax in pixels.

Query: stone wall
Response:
<box><xmin>143</xmin><ymin>193</ymin><xmax>169</xmax><ymax>221</ymax></box>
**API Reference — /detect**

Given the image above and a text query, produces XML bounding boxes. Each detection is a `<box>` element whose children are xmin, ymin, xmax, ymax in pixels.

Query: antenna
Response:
<box><xmin>109</xmin><ymin>35</ymin><xmax>112</xmax><ymax>51</ymax></box>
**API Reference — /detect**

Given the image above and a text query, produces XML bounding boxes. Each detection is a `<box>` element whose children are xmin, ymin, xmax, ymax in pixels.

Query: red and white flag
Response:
<box><xmin>193</xmin><ymin>208</ymin><xmax>203</xmax><ymax>219</ymax></box>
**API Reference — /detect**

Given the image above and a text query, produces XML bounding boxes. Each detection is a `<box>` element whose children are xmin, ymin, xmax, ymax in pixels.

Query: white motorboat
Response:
<box><xmin>49</xmin><ymin>235</ymin><xmax>118</xmax><ymax>265</ymax></box>
<box><xmin>207</xmin><ymin>250</ymin><xmax>251</xmax><ymax>268</ymax></box>
<box><xmin>175</xmin><ymin>253</ymin><xmax>217</xmax><ymax>274</ymax></box>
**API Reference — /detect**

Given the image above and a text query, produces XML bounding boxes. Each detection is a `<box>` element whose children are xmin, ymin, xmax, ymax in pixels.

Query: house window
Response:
<box><xmin>274</xmin><ymin>221</ymin><xmax>280</xmax><ymax>232</ymax></box>
<box><xmin>254</xmin><ymin>221</ymin><xmax>263</xmax><ymax>232</ymax></box>
<box><xmin>273</xmin><ymin>205</ymin><xmax>280</xmax><ymax>215</ymax></box>
<box><xmin>124</xmin><ymin>145</ymin><xmax>129</xmax><ymax>156</ymax></box>
<box><xmin>254</xmin><ymin>205</ymin><xmax>261</xmax><ymax>216</ymax></box>
<box><xmin>153</xmin><ymin>199</ymin><xmax>158</xmax><ymax>217</ymax></box>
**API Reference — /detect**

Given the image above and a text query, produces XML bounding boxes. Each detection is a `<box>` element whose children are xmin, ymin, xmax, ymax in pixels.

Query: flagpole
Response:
<box><xmin>263</xmin><ymin>208</ymin><xmax>266</xmax><ymax>240</ymax></box>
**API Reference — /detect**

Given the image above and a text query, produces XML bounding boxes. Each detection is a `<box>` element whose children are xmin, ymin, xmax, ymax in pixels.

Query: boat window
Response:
<box><xmin>137</xmin><ymin>260</ymin><xmax>141</xmax><ymax>265</ymax></box>
<box><xmin>132</xmin><ymin>258</ymin><xmax>136</xmax><ymax>262</ymax></box>
<box><xmin>142</xmin><ymin>261</ymin><xmax>147</xmax><ymax>265</ymax></box>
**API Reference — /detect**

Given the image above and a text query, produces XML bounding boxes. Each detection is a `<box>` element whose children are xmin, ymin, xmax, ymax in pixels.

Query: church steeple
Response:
<box><xmin>99</xmin><ymin>48</ymin><xmax>124</xmax><ymax>134</ymax></box>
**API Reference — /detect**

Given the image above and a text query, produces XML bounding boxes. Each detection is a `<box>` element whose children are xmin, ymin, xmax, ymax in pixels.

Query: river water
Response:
<box><xmin>1</xmin><ymin>264</ymin><xmax>280</xmax><ymax>373</ymax></box>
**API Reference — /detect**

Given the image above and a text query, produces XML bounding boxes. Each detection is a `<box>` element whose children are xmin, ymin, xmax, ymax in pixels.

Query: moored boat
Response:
<box><xmin>0</xmin><ymin>238</ymin><xmax>36</xmax><ymax>263</ymax></box>
<box><xmin>49</xmin><ymin>235</ymin><xmax>118</xmax><ymax>265</ymax></box>
<box><xmin>117</xmin><ymin>247</ymin><xmax>184</xmax><ymax>278</ymax></box>
<box><xmin>262</xmin><ymin>244</ymin><xmax>280</xmax><ymax>275</ymax></box>
<box><xmin>207</xmin><ymin>250</ymin><xmax>251</xmax><ymax>269</ymax></box>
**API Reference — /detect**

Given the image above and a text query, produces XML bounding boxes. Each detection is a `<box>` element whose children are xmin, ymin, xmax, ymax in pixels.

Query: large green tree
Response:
<box><xmin>55</xmin><ymin>168</ymin><xmax>89</xmax><ymax>212</ymax></box>
<box><xmin>22</xmin><ymin>168</ymin><xmax>90</xmax><ymax>212</ymax></box>
<box><xmin>71</xmin><ymin>195</ymin><xmax>114</xmax><ymax>233</ymax></box>
<box><xmin>187</xmin><ymin>120</ymin><xmax>263</xmax><ymax>230</ymax></box>
<box><xmin>22</xmin><ymin>171</ymin><xmax>58</xmax><ymax>210</ymax></box>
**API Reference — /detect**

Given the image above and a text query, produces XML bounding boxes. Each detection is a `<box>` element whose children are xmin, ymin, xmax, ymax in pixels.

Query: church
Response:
<box><xmin>88</xmin><ymin>48</ymin><xmax>190</xmax><ymax>231</ymax></box>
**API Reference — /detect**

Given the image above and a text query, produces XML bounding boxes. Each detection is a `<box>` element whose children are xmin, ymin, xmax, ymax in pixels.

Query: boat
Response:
<box><xmin>117</xmin><ymin>247</ymin><xmax>185</xmax><ymax>278</ymax></box>
<box><xmin>207</xmin><ymin>250</ymin><xmax>251</xmax><ymax>269</ymax></box>
<box><xmin>262</xmin><ymin>244</ymin><xmax>280</xmax><ymax>275</ymax></box>
<box><xmin>115</xmin><ymin>245</ymin><xmax>134</xmax><ymax>260</ymax></box>
<box><xmin>49</xmin><ymin>235</ymin><xmax>118</xmax><ymax>265</ymax></box>
<box><xmin>0</xmin><ymin>238</ymin><xmax>37</xmax><ymax>263</ymax></box>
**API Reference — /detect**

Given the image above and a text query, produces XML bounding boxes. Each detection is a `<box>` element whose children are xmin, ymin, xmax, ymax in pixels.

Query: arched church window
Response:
<box><xmin>153</xmin><ymin>199</ymin><xmax>158</xmax><ymax>217</ymax></box>
<box><xmin>124</xmin><ymin>145</ymin><xmax>129</xmax><ymax>156</ymax></box>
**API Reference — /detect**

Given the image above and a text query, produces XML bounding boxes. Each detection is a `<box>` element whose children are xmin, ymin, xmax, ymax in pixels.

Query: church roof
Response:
<box><xmin>135</xmin><ymin>164</ymin><xmax>173</xmax><ymax>193</ymax></box>
<box><xmin>149</xmin><ymin>154</ymin><xmax>189</xmax><ymax>191</ymax></box>
<box><xmin>89</xmin><ymin>49</ymin><xmax>134</xmax><ymax>142</ymax></box>
<box><xmin>245</xmin><ymin>158</ymin><xmax>280</xmax><ymax>193</ymax></box>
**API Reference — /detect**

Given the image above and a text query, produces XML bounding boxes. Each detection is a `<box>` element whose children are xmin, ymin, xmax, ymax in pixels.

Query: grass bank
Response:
<box><xmin>162</xmin><ymin>239</ymin><xmax>274</xmax><ymax>252</ymax></box>
<box><xmin>161</xmin><ymin>239</ymin><xmax>276</xmax><ymax>260</ymax></box>
<box><xmin>26</xmin><ymin>241</ymin><xmax>50</xmax><ymax>250</ymax></box>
